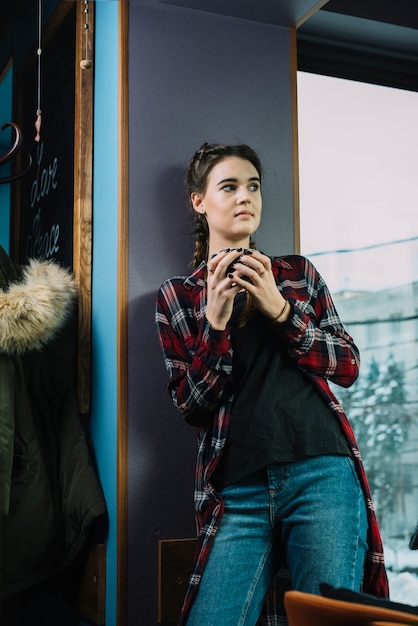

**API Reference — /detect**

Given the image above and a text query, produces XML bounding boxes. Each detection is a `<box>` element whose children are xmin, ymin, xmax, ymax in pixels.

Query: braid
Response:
<box><xmin>193</xmin><ymin>213</ymin><xmax>209</xmax><ymax>268</ymax></box>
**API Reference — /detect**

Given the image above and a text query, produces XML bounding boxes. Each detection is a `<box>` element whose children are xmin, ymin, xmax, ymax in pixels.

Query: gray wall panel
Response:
<box><xmin>127</xmin><ymin>4</ymin><xmax>295</xmax><ymax>623</ymax></box>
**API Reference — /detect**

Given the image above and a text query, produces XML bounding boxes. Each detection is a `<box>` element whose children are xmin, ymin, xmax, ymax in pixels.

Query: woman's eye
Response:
<box><xmin>249</xmin><ymin>183</ymin><xmax>260</xmax><ymax>192</ymax></box>
<box><xmin>222</xmin><ymin>184</ymin><xmax>235</xmax><ymax>192</ymax></box>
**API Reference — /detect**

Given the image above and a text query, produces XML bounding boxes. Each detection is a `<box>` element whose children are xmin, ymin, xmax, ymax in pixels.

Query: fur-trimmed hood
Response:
<box><xmin>0</xmin><ymin>257</ymin><xmax>77</xmax><ymax>355</ymax></box>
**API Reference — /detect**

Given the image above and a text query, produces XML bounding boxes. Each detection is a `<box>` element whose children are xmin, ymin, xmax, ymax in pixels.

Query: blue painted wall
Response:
<box><xmin>0</xmin><ymin>64</ymin><xmax>12</xmax><ymax>249</ymax></box>
<box><xmin>90</xmin><ymin>3</ymin><xmax>119</xmax><ymax>624</ymax></box>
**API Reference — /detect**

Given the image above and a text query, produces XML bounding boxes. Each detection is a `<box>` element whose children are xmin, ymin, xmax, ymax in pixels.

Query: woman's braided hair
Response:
<box><xmin>184</xmin><ymin>142</ymin><xmax>262</xmax><ymax>267</ymax></box>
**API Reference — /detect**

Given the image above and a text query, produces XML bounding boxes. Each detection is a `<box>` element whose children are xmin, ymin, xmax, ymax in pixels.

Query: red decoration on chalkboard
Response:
<box><xmin>35</xmin><ymin>110</ymin><xmax>42</xmax><ymax>143</ymax></box>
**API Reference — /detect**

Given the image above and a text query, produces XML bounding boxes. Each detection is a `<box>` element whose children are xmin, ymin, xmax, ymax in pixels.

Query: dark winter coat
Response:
<box><xmin>0</xmin><ymin>249</ymin><xmax>107</xmax><ymax>598</ymax></box>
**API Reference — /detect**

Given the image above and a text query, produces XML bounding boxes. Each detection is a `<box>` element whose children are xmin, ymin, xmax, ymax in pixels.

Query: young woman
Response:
<box><xmin>155</xmin><ymin>142</ymin><xmax>389</xmax><ymax>625</ymax></box>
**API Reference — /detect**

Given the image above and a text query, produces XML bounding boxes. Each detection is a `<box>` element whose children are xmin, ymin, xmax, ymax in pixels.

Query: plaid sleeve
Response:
<box><xmin>279</xmin><ymin>256</ymin><xmax>360</xmax><ymax>388</ymax></box>
<box><xmin>155</xmin><ymin>278</ymin><xmax>233</xmax><ymax>426</ymax></box>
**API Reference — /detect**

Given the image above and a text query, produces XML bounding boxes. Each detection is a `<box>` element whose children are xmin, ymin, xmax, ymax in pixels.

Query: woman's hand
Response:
<box><xmin>206</xmin><ymin>249</ymin><xmax>290</xmax><ymax>328</ymax></box>
<box><xmin>205</xmin><ymin>249</ymin><xmax>248</xmax><ymax>330</ymax></box>
<box><xmin>229</xmin><ymin>250</ymin><xmax>289</xmax><ymax>322</ymax></box>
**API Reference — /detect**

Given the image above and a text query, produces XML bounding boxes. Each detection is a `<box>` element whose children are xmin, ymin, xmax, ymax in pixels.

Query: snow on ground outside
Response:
<box><xmin>387</xmin><ymin>571</ymin><xmax>418</xmax><ymax>605</ymax></box>
<box><xmin>384</xmin><ymin>542</ymin><xmax>418</xmax><ymax>604</ymax></box>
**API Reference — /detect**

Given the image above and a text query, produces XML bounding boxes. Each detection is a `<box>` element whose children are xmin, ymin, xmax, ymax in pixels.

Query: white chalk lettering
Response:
<box><xmin>26</xmin><ymin>207</ymin><xmax>60</xmax><ymax>259</ymax></box>
<box><xmin>30</xmin><ymin>143</ymin><xmax>58</xmax><ymax>209</ymax></box>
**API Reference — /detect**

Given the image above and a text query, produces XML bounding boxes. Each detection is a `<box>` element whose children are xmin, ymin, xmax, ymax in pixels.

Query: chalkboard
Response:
<box><xmin>14</xmin><ymin>3</ymin><xmax>76</xmax><ymax>267</ymax></box>
<box><xmin>11</xmin><ymin>1</ymin><xmax>94</xmax><ymax>414</ymax></box>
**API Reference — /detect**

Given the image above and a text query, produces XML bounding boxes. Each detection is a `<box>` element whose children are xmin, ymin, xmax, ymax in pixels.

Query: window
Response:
<box><xmin>298</xmin><ymin>70</ymin><xmax>418</xmax><ymax>603</ymax></box>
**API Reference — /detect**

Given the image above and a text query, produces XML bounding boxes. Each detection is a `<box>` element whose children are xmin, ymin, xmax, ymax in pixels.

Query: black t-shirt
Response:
<box><xmin>214</xmin><ymin>293</ymin><xmax>350</xmax><ymax>489</ymax></box>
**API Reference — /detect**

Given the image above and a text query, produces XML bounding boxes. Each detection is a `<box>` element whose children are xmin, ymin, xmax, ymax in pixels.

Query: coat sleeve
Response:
<box><xmin>278</xmin><ymin>256</ymin><xmax>360</xmax><ymax>388</ymax></box>
<box><xmin>155</xmin><ymin>279</ymin><xmax>233</xmax><ymax>426</ymax></box>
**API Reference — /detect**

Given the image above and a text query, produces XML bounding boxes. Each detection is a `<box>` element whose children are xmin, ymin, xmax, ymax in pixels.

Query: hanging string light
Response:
<box><xmin>80</xmin><ymin>0</ymin><xmax>93</xmax><ymax>70</ymax></box>
<box><xmin>34</xmin><ymin>0</ymin><xmax>42</xmax><ymax>142</ymax></box>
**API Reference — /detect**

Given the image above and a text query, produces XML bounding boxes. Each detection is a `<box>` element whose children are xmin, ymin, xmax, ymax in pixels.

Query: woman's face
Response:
<box><xmin>191</xmin><ymin>157</ymin><xmax>262</xmax><ymax>249</ymax></box>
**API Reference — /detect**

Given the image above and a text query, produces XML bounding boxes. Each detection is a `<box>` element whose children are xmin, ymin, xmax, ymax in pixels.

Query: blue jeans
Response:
<box><xmin>186</xmin><ymin>455</ymin><xmax>368</xmax><ymax>626</ymax></box>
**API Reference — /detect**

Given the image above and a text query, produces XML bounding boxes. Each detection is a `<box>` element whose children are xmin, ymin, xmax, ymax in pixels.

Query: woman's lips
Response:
<box><xmin>235</xmin><ymin>210</ymin><xmax>253</xmax><ymax>217</ymax></box>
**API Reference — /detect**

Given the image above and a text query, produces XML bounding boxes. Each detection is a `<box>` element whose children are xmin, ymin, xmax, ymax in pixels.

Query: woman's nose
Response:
<box><xmin>237</xmin><ymin>187</ymin><xmax>251</xmax><ymax>203</ymax></box>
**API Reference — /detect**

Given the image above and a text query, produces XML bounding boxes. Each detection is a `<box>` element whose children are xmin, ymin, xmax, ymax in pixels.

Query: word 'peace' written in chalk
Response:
<box><xmin>26</xmin><ymin>207</ymin><xmax>60</xmax><ymax>260</ymax></box>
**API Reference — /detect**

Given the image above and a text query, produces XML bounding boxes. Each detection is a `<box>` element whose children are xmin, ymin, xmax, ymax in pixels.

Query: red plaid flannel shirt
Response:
<box><xmin>155</xmin><ymin>254</ymin><xmax>389</xmax><ymax>625</ymax></box>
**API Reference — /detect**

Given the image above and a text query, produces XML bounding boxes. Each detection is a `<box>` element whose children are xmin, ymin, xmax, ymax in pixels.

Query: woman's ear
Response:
<box><xmin>191</xmin><ymin>192</ymin><xmax>205</xmax><ymax>213</ymax></box>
